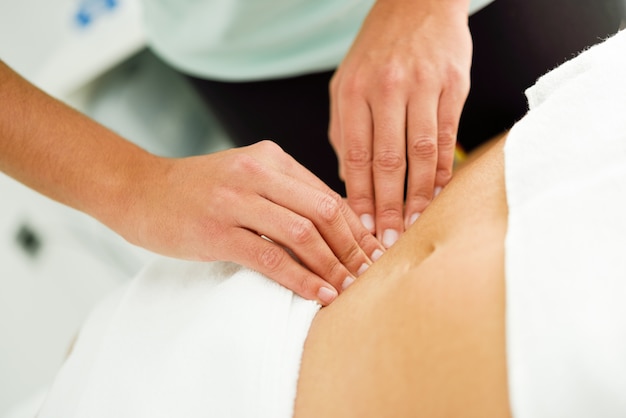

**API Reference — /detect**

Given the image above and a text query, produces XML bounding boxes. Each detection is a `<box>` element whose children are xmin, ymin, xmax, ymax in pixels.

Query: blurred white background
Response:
<box><xmin>0</xmin><ymin>1</ymin><xmax>231</xmax><ymax>416</ymax></box>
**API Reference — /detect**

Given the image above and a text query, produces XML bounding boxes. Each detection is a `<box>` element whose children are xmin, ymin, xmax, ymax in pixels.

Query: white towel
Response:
<box><xmin>505</xmin><ymin>30</ymin><xmax>626</xmax><ymax>417</ymax></box>
<box><xmin>37</xmin><ymin>259</ymin><xmax>320</xmax><ymax>418</ymax></box>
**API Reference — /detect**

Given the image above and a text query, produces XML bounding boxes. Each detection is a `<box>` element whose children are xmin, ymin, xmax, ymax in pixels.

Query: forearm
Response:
<box><xmin>0</xmin><ymin>61</ymin><xmax>385</xmax><ymax>302</ymax></box>
<box><xmin>0</xmin><ymin>61</ymin><xmax>161</xmax><ymax>235</ymax></box>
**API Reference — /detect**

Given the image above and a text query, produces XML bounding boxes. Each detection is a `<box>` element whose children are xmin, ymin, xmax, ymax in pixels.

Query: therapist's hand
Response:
<box><xmin>329</xmin><ymin>0</ymin><xmax>472</xmax><ymax>247</ymax></box>
<box><xmin>126</xmin><ymin>141</ymin><xmax>384</xmax><ymax>306</ymax></box>
<box><xmin>0</xmin><ymin>61</ymin><xmax>381</xmax><ymax>306</ymax></box>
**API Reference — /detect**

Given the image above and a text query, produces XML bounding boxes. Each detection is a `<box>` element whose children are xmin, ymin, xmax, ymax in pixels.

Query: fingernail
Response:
<box><xmin>371</xmin><ymin>249</ymin><xmax>384</xmax><ymax>262</ymax></box>
<box><xmin>357</xmin><ymin>263</ymin><xmax>369</xmax><ymax>275</ymax></box>
<box><xmin>382</xmin><ymin>229</ymin><xmax>399</xmax><ymax>249</ymax></box>
<box><xmin>360</xmin><ymin>214</ymin><xmax>375</xmax><ymax>233</ymax></box>
<box><xmin>318</xmin><ymin>286</ymin><xmax>338</xmax><ymax>305</ymax></box>
<box><xmin>434</xmin><ymin>186</ymin><xmax>443</xmax><ymax>197</ymax></box>
<box><xmin>342</xmin><ymin>276</ymin><xmax>355</xmax><ymax>290</ymax></box>
<box><xmin>409</xmin><ymin>213</ymin><xmax>420</xmax><ymax>226</ymax></box>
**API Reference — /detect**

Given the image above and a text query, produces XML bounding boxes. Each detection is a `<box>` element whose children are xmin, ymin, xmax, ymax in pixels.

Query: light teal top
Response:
<box><xmin>142</xmin><ymin>0</ymin><xmax>495</xmax><ymax>81</ymax></box>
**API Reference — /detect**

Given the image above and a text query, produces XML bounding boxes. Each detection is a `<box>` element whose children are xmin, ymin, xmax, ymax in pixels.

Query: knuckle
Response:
<box><xmin>408</xmin><ymin>138</ymin><xmax>437</xmax><ymax>160</ymax></box>
<box><xmin>408</xmin><ymin>188</ymin><xmax>434</xmax><ymax>210</ymax></box>
<box><xmin>378</xmin><ymin>64</ymin><xmax>406</xmax><ymax>94</ymax></box>
<box><xmin>257</xmin><ymin>245</ymin><xmax>285</xmax><ymax>273</ymax></box>
<box><xmin>328</xmin><ymin>189</ymin><xmax>343</xmax><ymax>204</ymax></box>
<box><xmin>290</xmin><ymin>218</ymin><xmax>316</xmax><ymax>245</ymax></box>
<box><xmin>377</xmin><ymin>206</ymin><xmax>404</xmax><ymax>221</ymax></box>
<box><xmin>448</xmin><ymin>64</ymin><xmax>468</xmax><ymax>84</ymax></box>
<box><xmin>374</xmin><ymin>150</ymin><xmax>405</xmax><ymax>172</ymax></box>
<box><xmin>437</xmin><ymin>127</ymin><xmax>456</xmax><ymax>149</ymax></box>
<box><xmin>338</xmin><ymin>75</ymin><xmax>364</xmax><ymax>98</ymax></box>
<box><xmin>256</xmin><ymin>140</ymin><xmax>284</xmax><ymax>157</ymax></box>
<box><xmin>344</xmin><ymin>147</ymin><xmax>371</xmax><ymax>170</ymax></box>
<box><xmin>446</xmin><ymin>67</ymin><xmax>471</xmax><ymax>96</ymax></box>
<box><xmin>316</xmin><ymin>192</ymin><xmax>342</xmax><ymax>224</ymax></box>
<box><xmin>411</xmin><ymin>64</ymin><xmax>436</xmax><ymax>85</ymax></box>
<box><xmin>355</xmin><ymin>228</ymin><xmax>375</xmax><ymax>251</ymax></box>
<box><xmin>231</xmin><ymin>153</ymin><xmax>263</xmax><ymax>176</ymax></box>
<box><xmin>321</xmin><ymin>258</ymin><xmax>345</xmax><ymax>284</ymax></box>
<box><xmin>348</xmin><ymin>193</ymin><xmax>375</xmax><ymax>213</ymax></box>
<box><xmin>337</xmin><ymin>241</ymin><xmax>362</xmax><ymax>265</ymax></box>
<box><xmin>294</xmin><ymin>274</ymin><xmax>311</xmax><ymax>296</ymax></box>
<box><xmin>445</xmin><ymin>64</ymin><xmax>463</xmax><ymax>81</ymax></box>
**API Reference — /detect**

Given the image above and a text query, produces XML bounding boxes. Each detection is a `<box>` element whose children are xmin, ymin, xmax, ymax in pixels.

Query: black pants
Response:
<box><xmin>183</xmin><ymin>0</ymin><xmax>625</xmax><ymax>195</ymax></box>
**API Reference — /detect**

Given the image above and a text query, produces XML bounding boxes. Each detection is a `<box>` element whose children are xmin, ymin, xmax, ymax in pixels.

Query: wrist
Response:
<box><xmin>88</xmin><ymin>138</ymin><xmax>168</xmax><ymax>246</ymax></box>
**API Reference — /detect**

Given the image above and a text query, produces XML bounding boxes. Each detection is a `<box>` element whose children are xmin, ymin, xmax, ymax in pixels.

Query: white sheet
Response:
<box><xmin>37</xmin><ymin>259</ymin><xmax>320</xmax><ymax>418</ymax></box>
<box><xmin>505</xmin><ymin>30</ymin><xmax>626</xmax><ymax>417</ymax></box>
<box><xmin>37</xmin><ymin>29</ymin><xmax>626</xmax><ymax>418</ymax></box>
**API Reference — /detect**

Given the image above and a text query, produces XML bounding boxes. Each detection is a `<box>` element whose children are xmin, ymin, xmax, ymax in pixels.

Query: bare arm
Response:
<box><xmin>0</xmin><ymin>61</ymin><xmax>384</xmax><ymax>304</ymax></box>
<box><xmin>0</xmin><ymin>60</ymin><xmax>153</xmax><ymax>229</ymax></box>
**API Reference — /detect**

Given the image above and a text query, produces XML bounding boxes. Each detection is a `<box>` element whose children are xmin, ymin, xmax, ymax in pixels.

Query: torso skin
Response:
<box><xmin>294</xmin><ymin>138</ymin><xmax>511</xmax><ymax>417</ymax></box>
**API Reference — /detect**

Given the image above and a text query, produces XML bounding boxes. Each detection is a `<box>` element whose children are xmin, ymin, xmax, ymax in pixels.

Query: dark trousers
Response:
<box><xmin>183</xmin><ymin>0</ymin><xmax>625</xmax><ymax>194</ymax></box>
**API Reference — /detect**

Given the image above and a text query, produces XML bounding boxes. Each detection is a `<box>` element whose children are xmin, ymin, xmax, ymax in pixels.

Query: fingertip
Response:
<box><xmin>404</xmin><ymin>186</ymin><xmax>433</xmax><ymax>228</ymax></box>
<box><xmin>357</xmin><ymin>263</ymin><xmax>369</xmax><ymax>276</ymax></box>
<box><xmin>317</xmin><ymin>286</ymin><xmax>338</xmax><ymax>306</ymax></box>
<box><xmin>405</xmin><ymin>212</ymin><xmax>421</xmax><ymax>229</ymax></box>
<box><xmin>381</xmin><ymin>229</ymin><xmax>400</xmax><ymax>249</ymax></box>
<box><xmin>341</xmin><ymin>276</ymin><xmax>355</xmax><ymax>290</ymax></box>
<box><xmin>371</xmin><ymin>248</ymin><xmax>384</xmax><ymax>262</ymax></box>
<box><xmin>359</xmin><ymin>213</ymin><xmax>375</xmax><ymax>233</ymax></box>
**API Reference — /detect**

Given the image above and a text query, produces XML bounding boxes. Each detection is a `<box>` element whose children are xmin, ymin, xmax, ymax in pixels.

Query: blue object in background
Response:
<box><xmin>75</xmin><ymin>0</ymin><xmax>119</xmax><ymax>28</ymax></box>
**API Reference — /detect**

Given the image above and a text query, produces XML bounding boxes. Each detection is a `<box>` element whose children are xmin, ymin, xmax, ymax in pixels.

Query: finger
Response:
<box><xmin>337</xmin><ymin>88</ymin><xmax>377</xmax><ymax>235</ymax></box>
<box><xmin>252</xmin><ymin>140</ymin><xmax>385</xmax><ymax>264</ymax></box>
<box><xmin>370</xmin><ymin>95</ymin><xmax>407</xmax><ymax>249</ymax></box>
<box><xmin>281</xmin><ymin>167</ymin><xmax>385</xmax><ymax>266</ymax></box>
<box><xmin>253</xmin><ymin>169</ymin><xmax>375</xmax><ymax>278</ymax></box>
<box><xmin>268</xmin><ymin>180</ymin><xmax>385</xmax><ymax>272</ymax></box>
<box><xmin>404</xmin><ymin>88</ymin><xmax>439</xmax><ymax>229</ymax></box>
<box><xmin>328</xmin><ymin>74</ymin><xmax>344</xmax><ymax>180</ymax></box>
<box><xmin>238</xmin><ymin>194</ymin><xmax>358</xmax><ymax>294</ymax></box>
<box><xmin>225</xmin><ymin>228</ymin><xmax>339</xmax><ymax>306</ymax></box>
<box><xmin>338</xmin><ymin>197</ymin><xmax>386</xmax><ymax>265</ymax></box>
<box><xmin>435</xmin><ymin>83</ymin><xmax>467</xmax><ymax>190</ymax></box>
